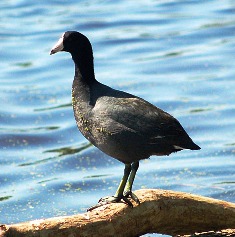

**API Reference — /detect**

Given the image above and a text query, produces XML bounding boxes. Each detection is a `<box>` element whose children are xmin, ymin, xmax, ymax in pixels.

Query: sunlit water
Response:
<box><xmin>0</xmin><ymin>0</ymin><xmax>235</xmax><ymax>236</ymax></box>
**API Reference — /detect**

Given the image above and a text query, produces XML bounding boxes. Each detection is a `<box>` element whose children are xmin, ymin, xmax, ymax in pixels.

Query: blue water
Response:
<box><xmin>1</xmin><ymin>0</ymin><xmax>235</xmax><ymax>236</ymax></box>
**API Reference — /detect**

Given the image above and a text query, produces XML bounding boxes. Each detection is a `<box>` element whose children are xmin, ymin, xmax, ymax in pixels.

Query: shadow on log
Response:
<box><xmin>1</xmin><ymin>189</ymin><xmax>235</xmax><ymax>237</ymax></box>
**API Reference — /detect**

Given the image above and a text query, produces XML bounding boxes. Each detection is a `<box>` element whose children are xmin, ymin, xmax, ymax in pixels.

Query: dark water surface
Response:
<box><xmin>1</xmin><ymin>0</ymin><xmax>235</xmax><ymax>236</ymax></box>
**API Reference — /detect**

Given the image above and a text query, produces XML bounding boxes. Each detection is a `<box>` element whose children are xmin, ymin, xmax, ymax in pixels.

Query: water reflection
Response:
<box><xmin>19</xmin><ymin>142</ymin><xmax>92</xmax><ymax>166</ymax></box>
<box><xmin>34</xmin><ymin>103</ymin><xmax>72</xmax><ymax>112</ymax></box>
<box><xmin>44</xmin><ymin>142</ymin><xmax>92</xmax><ymax>157</ymax></box>
<box><xmin>189</xmin><ymin>108</ymin><xmax>212</xmax><ymax>113</ymax></box>
<box><xmin>0</xmin><ymin>196</ymin><xmax>12</xmax><ymax>202</ymax></box>
<box><xmin>14</xmin><ymin>62</ymin><xmax>33</xmax><ymax>68</ymax></box>
<box><xmin>0</xmin><ymin>126</ymin><xmax>60</xmax><ymax>133</ymax></box>
<box><xmin>83</xmin><ymin>174</ymin><xmax>111</xmax><ymax>179</ymax></box>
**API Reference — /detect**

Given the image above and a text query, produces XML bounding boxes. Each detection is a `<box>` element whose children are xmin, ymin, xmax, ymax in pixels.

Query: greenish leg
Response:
<box><xmin>114</xmin><ymin>164</ymin><xmax>131</xmax><ymax>198</ymax></box>
<box><xmin>97</xmin><ymin>164</ymin><xmax>132</xmax><ymax>206</ymax></box>
<box><xmin>88</xmin><ymin>162</ymin><xmax>140</xmax><ymax>211</ymax></box>
<box><xmin>123</xmin><ymin>161</ymin><xmax>140</xmax><ymax>204</ymax></box>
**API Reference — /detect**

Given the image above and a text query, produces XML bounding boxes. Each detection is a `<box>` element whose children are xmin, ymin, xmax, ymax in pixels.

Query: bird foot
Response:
<box><xmin>87</xmin><ymin>195</ymin><xmax>134</xmax><ymax>211</ymax></box>
<box><xmin>123</xmin><ymin>190</ymin><xmax>140</xmax><ymax>204</ymax></box>
<box><xmin>99</xmin><ymin>195</ymin><xmax>134</xmax><ymax>207</ymax></box>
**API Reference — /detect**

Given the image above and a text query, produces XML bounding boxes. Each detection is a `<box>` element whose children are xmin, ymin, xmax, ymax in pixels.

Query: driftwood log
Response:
<box><xmin>1</xmin><ymin>189</ymin><xmax>235</xmax><ymax>237</ymax></box>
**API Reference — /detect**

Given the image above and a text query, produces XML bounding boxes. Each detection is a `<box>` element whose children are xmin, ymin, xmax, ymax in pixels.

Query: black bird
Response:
<box><xmin>50</xmin><ymin>31</ymin><xmax>200</xmax><ymax>206</ymax></box>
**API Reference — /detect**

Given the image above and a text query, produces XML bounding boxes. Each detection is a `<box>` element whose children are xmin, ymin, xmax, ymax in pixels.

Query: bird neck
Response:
<box><xmin>71</xmin><ymin>50</ymin><xmax>100</xmax><ymax>107</ymax></box>
<box><xmin>72</xmin><ymin>50</ymin><xmax>96</xmax><ymax>85</ymax></box>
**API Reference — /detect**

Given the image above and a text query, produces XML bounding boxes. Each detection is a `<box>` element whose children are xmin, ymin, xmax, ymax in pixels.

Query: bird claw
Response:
<box><xmin>123</xmin><ymin>190</ymin><xmax>140</xmax><ymax>204</ymax></box>
<box><xmin>87</xmin><ymin>191</ymin><xmax>140</xmax><ymax>211</ymax></box>
<box><xmin>87</xmin><ymin>196</ymin><xmax>119</xmax><ymax>211</ymax></box>
<box><xmin>87</xmin><ymin>195</ymin><xmax>136</xmax><ymax>211</ymax></box>
<box><xmin>99</xmin><ymin>195</ymin><xmax>134</xmax><ymax>207</ymax></box>
<box><xmin>122</xmin><ymin>196</ymin><xmax>133</xmax><ymax>207</ymax></box>
<box><xmin>98</xmin><ymin>196</ymin><xmax>121</xmax><ymax>204</ymax></box>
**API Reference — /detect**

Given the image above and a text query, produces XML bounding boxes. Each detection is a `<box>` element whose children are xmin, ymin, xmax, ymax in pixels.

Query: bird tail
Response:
<box><xmin>174</xmin><ymin>139</ymin><xmax>201</xmax><ymax>151</ymax></box>
<box><xmin>185</xmin><ymin>140</ymin><xmax>201</xmax><ymax>150</ymax></box>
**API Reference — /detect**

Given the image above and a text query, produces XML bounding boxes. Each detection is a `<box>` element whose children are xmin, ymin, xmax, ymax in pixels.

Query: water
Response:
<box><xmin>0</xmin><ymin>0</ymin><xmax>235</xmax><ymax>236</ymax></box>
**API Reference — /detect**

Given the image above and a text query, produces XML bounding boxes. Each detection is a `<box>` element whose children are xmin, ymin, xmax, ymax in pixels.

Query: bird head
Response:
<box><xmin>50</xmin><ymin>31</ymin><xmax>92</xmax><ymax>56</ymax></box>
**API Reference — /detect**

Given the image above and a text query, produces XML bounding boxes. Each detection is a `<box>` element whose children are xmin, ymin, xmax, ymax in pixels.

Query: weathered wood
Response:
<box><xmin>1</xmin><ymin>189</ymin><xmax>235</xmax><ymax>237</ymax></box>
<box><xmin>179</xmin><ymin>229</ymin><xmax>235</xmax><ymax>237</ymax></box>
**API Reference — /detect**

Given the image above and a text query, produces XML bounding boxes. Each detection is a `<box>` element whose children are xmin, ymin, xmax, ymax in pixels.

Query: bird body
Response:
<box><xmin>72</xmin><ymin>77</ymin><xmax>199</xmax><ymax>164</ymax></box>
<box><xmin>50</xmin><ymin>31</ymin><xmax>200</xmax><ymax>206</ymax></box>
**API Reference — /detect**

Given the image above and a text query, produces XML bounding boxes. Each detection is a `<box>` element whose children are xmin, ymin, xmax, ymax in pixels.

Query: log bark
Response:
<box><xmin>1</xmin><ymin>189</ymin><xmax>235</xmax><ymax>237</ymax></box>
<box><xmin>180</xmin><ymin>229</ymin><xmax>235</xmax><ymax>236</ymax></box>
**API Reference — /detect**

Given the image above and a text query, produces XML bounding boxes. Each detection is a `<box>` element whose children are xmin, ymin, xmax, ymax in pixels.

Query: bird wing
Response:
<box><xmin>91</xmin><ymin>94</ymin><xmax>187</xmax><ymax>141</ymax></box>
<box><xmin>88</xmin><ymin>90</ymin><xmax>198</xmax><ymax>160</ymax></box>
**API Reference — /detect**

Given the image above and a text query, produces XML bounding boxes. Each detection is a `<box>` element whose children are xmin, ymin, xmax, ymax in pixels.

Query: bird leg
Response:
<box><xmin>96</xmin><ymin>164</ymin><xmax>132</xmax><ymax>206</ymax></box>
<box><xmin>88</xmin><ymin>162</ymin><xmax>140</xmax><ymax>211</ymax></box>
<box><xmin>123</xmin><ymin>161</ymin><xmax>140</xmax><ymax>204</ymax></box>
<box><xmin>114</xmin><ymin>163</ymin><xmax>132</xmax><ymax>200</ymax></box>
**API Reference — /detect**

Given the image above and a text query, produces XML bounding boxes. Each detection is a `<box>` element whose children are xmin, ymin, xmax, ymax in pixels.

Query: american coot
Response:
<box><xmin>50</xmin><ymin>31</ymin><xmax>200</xmax><ymax>207</ymax></box>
